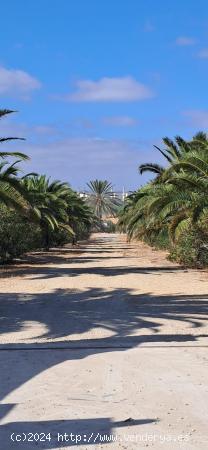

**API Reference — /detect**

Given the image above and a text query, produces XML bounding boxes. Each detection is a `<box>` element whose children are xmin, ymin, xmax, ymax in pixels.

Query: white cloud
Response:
<box><xmin>62</xmin><ymin>77</ymin><xmax>154</xmax><ymax>102</ymax></box>
<box><xmin>0</xmin><ymin>120</ymin><xmax>29</xmax><ymax>138</ymax></box>
<box><xmin>72</xmin><ymin>118</ymin><xmax>94</xmax><ymax>129</ymax></box>
<box><xmin>183</xmin><ymin>110</ymin><xmax>208</xmax><ymax>127</ymax></box>
<box><xmin>0</xmin><ymin>119</ymin><xmax>57</xmax><ymax>140</ymax></box>
<box><xmin>33</xmin><ymin>125</ymin><xmax>56</xmax><ymax>136</ymax></box>
<box><xmin>175</xmin><ymin>36</ymin><xmax>196</xmax><ymax>46</ymax></box>
<box><xmin>0</xmin><ymin>66</ymin><xmax>41</xmax><ymax>98</ymax></box>
<box><xmin>16</xmin><ymin>137</ymin><xmax>156</xmax><ymax>190</ymax></box>
<box><xmin>102</xmin><ymin>116</ymin><xmax>138</xmax><ymax>127</ymax></box>
<box><xmin>197</xmin><ymin>48</ymin><xmax>208</xmax><ymax>59</ymax></box>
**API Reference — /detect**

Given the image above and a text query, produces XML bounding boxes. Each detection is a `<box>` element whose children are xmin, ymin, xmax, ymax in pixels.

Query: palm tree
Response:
<box><xmin>0</xmin><ymin>108</ymin><xmax>30</xmax><ymax>210</ymax></box>
<box><xmin>64</xmin><ymin>188</ymin><xmax>93</xmax><ymax>243</ymax></box>
<box><xmin>22</xmin><ymin>175</ymin><xmax>74</xmax><ymax>249</ymax></box>
<box><xmin>119</xmin><ymin>133</ymin><xmax>208</xmax><ymax>243</ymax></box>
<box><xmin>138</xmin><ymin>136</ymin><xmax>185</xmax><ymax>179</ymax></box>
<box><xmin>160</xmin><ymin>143</ymin><xmax>208</xmax><ymax>237</ymax></box>
<box><xmin>0</xmin><ymin>158</ymin><xmax>30</xmax><ymax>211</ymax></box>
<box><xmin>86</xmin><ymin>179</ymin><xmax>121</xmax><ymax>219</ymax></box>
<box><xmin>0</xmin><ymin>109</ymin><xmax>28</xmax><ymax>160</ymax></box>
<box><xmin>138</xmin><ymin>133</ymin><xmax>208</xmax><ymax>180</ymax></box>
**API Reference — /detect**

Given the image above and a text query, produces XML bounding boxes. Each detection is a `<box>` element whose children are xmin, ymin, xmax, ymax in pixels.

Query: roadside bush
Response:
<box><xmin>49</xmin><ymin>227</ymin><xmax>73</xmax><ymax>247</ymax></box>
<box><xmin>143</xmin><ymin>228</ymin><xmax>170</xmax><ymax>250</ymax></box>
<box><xmin>75</xmin><ymin>222</ymin><xmax>91</xmax><ymax>240</ymax></box>
<box><xmin>49</xmin><ymin>222</ymin><xmax>91</xmax><ymax>247</ymax></box>
<box><xmin>0</xmin><ymin>206</ymin><xmax>42</xmax><ymax>263</ymax></box>
<box><xmin>169</xmin><ymin>227</ymin><xmax>208</xmax><ymax>268</ymax></box>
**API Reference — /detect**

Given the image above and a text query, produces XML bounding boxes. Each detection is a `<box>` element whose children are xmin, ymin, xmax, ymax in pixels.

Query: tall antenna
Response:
<box><xmin>122</xmin><ymin>186</ymin><xmax>125</xmax><ymax>202</ymax></box>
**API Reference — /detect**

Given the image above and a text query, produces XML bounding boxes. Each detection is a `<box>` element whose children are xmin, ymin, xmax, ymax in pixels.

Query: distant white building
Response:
<box><xmin>79</xmin><ymin>189</ymin><xmax>130</xmax><ymax>202</ymax></box>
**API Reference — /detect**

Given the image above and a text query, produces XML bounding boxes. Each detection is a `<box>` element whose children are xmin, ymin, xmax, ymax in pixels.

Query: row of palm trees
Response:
<box><xmin>118</xmin><ymin>132</ymin><xmax>208</xmax><ymax>251</ymax></box>
<box><xmin>0</xmin><ymin>109</ymin><xmax>121</xmax><ymax>257</ymax></box>
<box><xmin>0</xmin><ymin>109</ymin><xmax>96</xmax><ymax>251</ymax></box>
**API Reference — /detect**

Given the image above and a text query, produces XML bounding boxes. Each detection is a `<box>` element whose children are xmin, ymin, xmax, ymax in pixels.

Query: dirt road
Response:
<box><xmin>0</xmin><ymin>233</ymin><xmax>207</xmax><ymax>449</ymax></box>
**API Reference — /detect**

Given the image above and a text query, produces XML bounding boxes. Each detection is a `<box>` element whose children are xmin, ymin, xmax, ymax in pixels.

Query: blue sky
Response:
<box><xmin>0</xmin><ymin>0</ymin><xmax>208</xmax><ymax>190</ymax></box>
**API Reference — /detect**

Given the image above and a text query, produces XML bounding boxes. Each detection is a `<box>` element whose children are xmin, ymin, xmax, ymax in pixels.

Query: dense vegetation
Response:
<box><xmin>118</xmin><ymin>132</ymin><xmax>208</xmax><ymax>267</ymax></box>
<box><xmin>0</xmin><ymin>109</ymin><xmax>94</xmax><ymax>262</ymax></box>
<box><xmin>5</xmin><ymin>106</ymin><xmax>206</xmax><ymax>268</ymax></box>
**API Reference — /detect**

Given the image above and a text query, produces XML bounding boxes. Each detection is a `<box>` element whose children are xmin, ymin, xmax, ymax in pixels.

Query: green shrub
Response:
<box><xmin>49</xmin><ymin>222</ymin><xmax>91</xmax><ymax>247</ymax></box>
<box><xmin>169</xmin><ymin>227</ymin><xmax>208</xmax><ymax>268</ymax></box>
<box><xmin>75</xmin><ymin>222</ymin><xmax>91</xmax><ymax>240</ymax></box>
<box><xmin>49</xmin><ymin>227</ymin><xmax>73</xmax><ymax>247</ymax></box>
<box><xmin>143</xmin><ymin>228</ymin><xmax>170</xmax><ymax>250</ymax></box>
<box><xmin>0</xmin><ymin>206</ymin><xmax>42</xmax><ymax>262</ymax></box>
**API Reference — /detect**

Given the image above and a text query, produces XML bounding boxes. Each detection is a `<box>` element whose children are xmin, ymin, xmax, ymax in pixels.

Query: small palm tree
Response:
<box><xmin>22</xmin><ymin>175</ymin><xmax>73</xmax><ymax>249</ymax></box>
<box><xmin>86</xmin><ymin>179</ymin><xmax>121</xmax><ymax>219</ymax></box>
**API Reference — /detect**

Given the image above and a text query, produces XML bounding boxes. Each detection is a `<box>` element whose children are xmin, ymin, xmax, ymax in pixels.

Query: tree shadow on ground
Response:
<box><xmin>1</xmin><ymin>288</ymin><xmax>208</xmax><ymax>339</ymax></box>
<box><xmin>0</xmin><ymin>265</ymin><xmax>185</xmax><ymax>280</ymax></box>
<box><xmin>0</xmin><ymin>287</ymin><xmax>207</xmax><ymax>406</ymax></box>
<box><xmin>0</xmin><ymin>416</ymin><xmax>157</xmax><ymax>448</ymax></box>
<box><xmin>0</xmin><ymin>234</ymin><xmax>207</xmax><ymax>444</ymax></box>
<box><xmin>0</xmin><ymin>256</ymin><xmax>143</xmax><ymax>279</ymax></box>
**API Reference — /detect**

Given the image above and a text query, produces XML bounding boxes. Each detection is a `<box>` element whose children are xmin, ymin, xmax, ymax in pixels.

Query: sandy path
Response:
<box><xmin>0</xmin><ymin>233</ymin><xmax>208</xmax><ymax>449</ymax></box>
